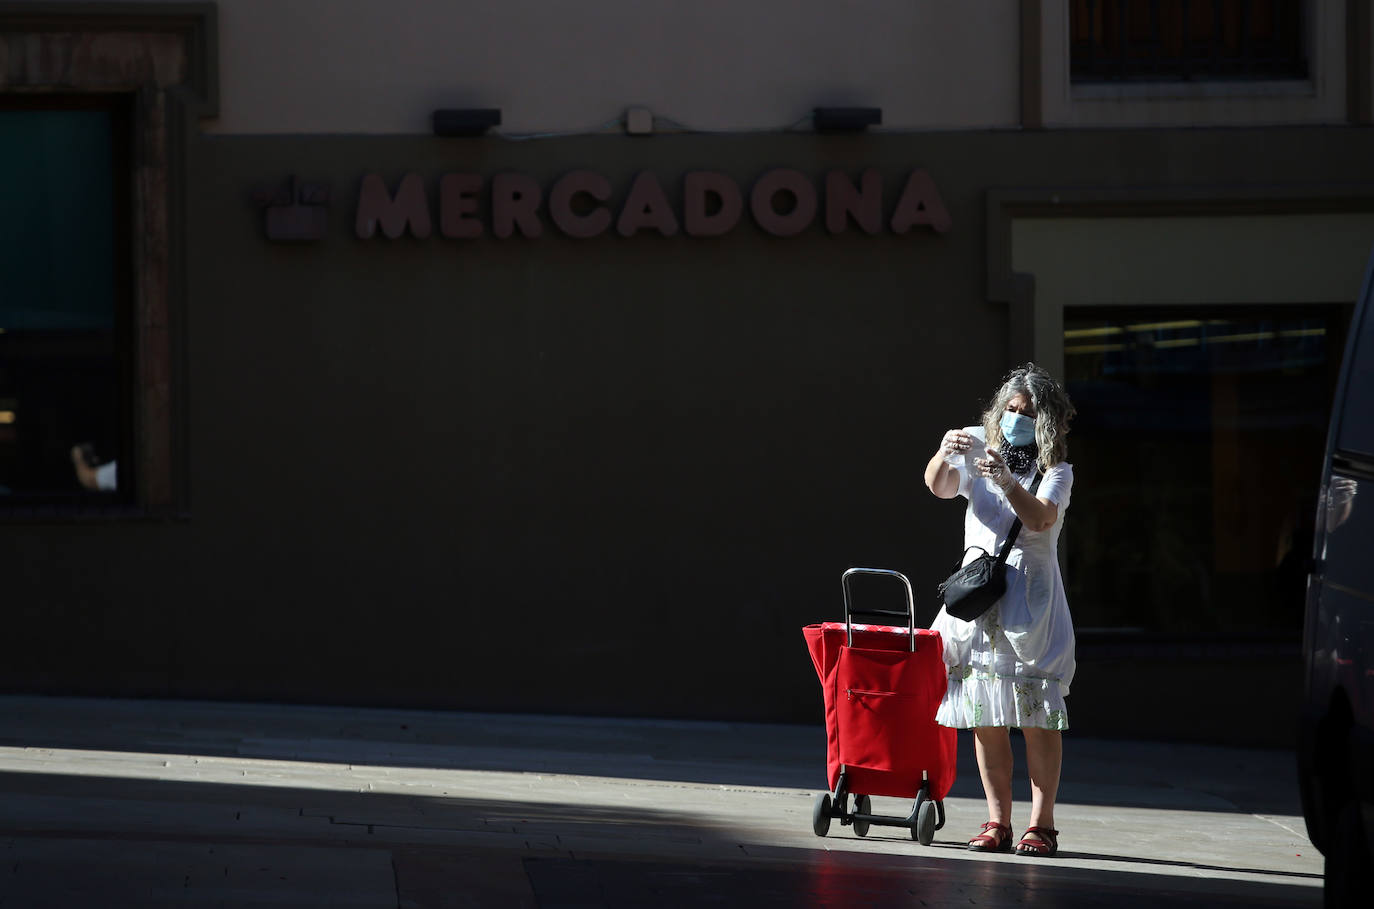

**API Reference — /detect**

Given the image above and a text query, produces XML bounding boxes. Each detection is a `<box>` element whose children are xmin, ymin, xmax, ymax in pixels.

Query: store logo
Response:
<box><xmin>256</xmin><ymin>168</ymin><xmax>951</xmax><ymax>242</ymax></box>
<box><xmin>252</xmin><ymin>176</ymin><xmax>330</xmax><ymax>242</ymax></box>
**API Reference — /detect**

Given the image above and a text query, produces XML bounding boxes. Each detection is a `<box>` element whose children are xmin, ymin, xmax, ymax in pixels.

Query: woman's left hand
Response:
<box><xmin>975</xmin><ymin>447</ymin><xmax>1017</xmax><ymax>492</ymax></box>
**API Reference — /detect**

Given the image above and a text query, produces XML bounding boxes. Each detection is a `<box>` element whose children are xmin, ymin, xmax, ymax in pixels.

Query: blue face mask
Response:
<box><xmin>999</xmin><ymin>410</ymin><xmax>1036</xmax><ymax>448</ymax></box>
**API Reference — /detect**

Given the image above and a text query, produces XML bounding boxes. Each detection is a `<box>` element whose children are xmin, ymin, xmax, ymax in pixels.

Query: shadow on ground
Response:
<box><xmin>0</xmin><ymin>695</ymin><xmax>1304</xmax><ymax>817</ymax></box>
<box><xmin>0</xmin><ymin>768</ymin><xmax>1319</xmax><ymax>909</ymax></box>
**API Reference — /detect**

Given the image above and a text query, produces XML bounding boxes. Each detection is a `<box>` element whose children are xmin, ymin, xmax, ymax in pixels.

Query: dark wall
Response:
<box><xmin>5</xmin><ymin>126</ymin><xmax>1374</xmax><ymax>745</ymax></box>
<box><xmin>180</xmin><ymin>131</ymin><xmax>989</xmax><ymax>718</ymax></box>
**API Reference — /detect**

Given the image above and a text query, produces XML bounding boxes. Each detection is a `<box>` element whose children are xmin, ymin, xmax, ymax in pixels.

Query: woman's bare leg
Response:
<box><xmin>973</xmin><ymin>726</ymin><xmax>1014</xmax><ymax>837</ymax></box>
<box><xmin>1021</xmin><ymin>727</ymin><xmax>1062</xmax><ymax>841</ymax></box>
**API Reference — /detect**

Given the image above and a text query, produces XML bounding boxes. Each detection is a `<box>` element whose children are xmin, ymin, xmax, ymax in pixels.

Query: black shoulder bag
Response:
<box><xmin>937</xmin><ymin>472</ymin><xmax>1043</xmax><ymax>622</ymax></box>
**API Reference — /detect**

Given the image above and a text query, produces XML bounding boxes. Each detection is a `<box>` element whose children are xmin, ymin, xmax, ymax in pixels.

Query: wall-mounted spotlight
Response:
<box><xmin>432</xmin><ymin>108</ymin><xmax>502</xmax><ymax>137</ymax></box>
<box><xmin>812</xmin><ymin>107</ymin><xmax>882</xmax><ymax>133</ymax></box>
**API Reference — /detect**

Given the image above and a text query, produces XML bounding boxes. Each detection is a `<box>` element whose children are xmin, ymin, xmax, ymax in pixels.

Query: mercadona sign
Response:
<box><xmin>346</xmin><ymin>168</ymin><xmax>951</xmax><ymax>241</ymax></box>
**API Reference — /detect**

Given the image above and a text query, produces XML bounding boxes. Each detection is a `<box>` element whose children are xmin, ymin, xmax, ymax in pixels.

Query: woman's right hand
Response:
<box><xmin>927</xmin><ymin>429</ymin><xmax>968</xmax><ymax>497</ymax></box>
<box><xmin>940</xmin><ymin>430</ymin><xmax>972</xmax><ymax>458</ymax></box>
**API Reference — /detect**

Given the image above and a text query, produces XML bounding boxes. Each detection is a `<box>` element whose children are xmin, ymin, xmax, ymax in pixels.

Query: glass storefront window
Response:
<box><xmin>0</xmin><ymin>101</ymin><xmax>130</xmax><ymax>504</ymax></box>
<box><xmin>1062</xmin><ymin>304</ymin><xmax>1350</xmax><ymax>636</ymax></box>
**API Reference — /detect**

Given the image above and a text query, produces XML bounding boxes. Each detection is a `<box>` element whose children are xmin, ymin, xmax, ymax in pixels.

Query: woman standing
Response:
<box><xmin>924</xmin><ymin>363</ymin><xmax>1077</xmax><ymax>858</ymax></box>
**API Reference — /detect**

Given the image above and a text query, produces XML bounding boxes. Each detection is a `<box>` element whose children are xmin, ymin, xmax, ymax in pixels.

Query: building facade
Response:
<box><xmin>3</xmin><ymin>1</ymin><xmax>1372</xmax><ymax>745</ymax></box>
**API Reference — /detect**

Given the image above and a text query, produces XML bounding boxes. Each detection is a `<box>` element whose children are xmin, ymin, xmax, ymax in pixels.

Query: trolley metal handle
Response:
<box><xmin>841</xmin><ymin>567</ymin><xmax>916</xmax><ymax>651</ymax></box>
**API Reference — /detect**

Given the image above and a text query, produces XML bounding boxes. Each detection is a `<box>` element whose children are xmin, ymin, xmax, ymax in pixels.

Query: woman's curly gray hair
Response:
<box><xmin>980</xmin><ymin>363</ymin><xmax>1076</xmax><ymax>473</ymax></box>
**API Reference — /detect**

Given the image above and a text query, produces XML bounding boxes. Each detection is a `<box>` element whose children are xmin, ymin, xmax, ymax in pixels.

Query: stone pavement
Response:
<box><xmin>0</xmin><ymin>696</ymin><xmax>1321</xmax><ymax>907</ymax></box>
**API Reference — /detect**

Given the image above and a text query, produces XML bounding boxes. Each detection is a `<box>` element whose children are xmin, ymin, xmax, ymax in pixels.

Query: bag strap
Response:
<box><xmin>994</xmin><ymin>471</ymin><xmax>1045</xmax><ymax>566</ymax></box>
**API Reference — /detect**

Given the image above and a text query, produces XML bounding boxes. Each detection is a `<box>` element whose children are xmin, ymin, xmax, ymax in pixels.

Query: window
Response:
<box><xmin>1070</xmin><ymin>0</ymin><xmax>1309</xmax><ymax>83</ymax></box>
<box><xmin>0</xmin><ymin>97</ymin><xmax>132</xmax><ymax>505</ymax></box>
<box><xmin>1061</xmin><ymin>303</ymin><xmax>1349</xmax><ymax>636</ymax></box>
<box><xmin>1334</xmin><ymin>279</ymin><xmax>1374</xmax><ymax>458</ymax></box>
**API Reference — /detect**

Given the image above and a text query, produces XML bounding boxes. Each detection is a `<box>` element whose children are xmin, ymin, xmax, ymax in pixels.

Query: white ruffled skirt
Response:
<box><xmin>930</xmin><ymin>603</ymin><xmax>1071</xmax><ymax>731</ymax></box>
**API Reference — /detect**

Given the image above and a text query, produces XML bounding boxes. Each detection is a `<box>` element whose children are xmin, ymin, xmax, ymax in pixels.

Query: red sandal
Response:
<box><xmin>1014</xmin><ymin>826</ymin><xmax>1059</xmax><ymax>857</ymax></box>
<box><xmin>967</xmin><ymin>821</ymin><xmax>1012</xmax><ymax>852</ymax></box>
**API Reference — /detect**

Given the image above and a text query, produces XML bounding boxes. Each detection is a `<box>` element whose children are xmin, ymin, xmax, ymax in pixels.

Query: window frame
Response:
<box><xmin>1025</xmin><ymin>0</ymin><xmax>1352</xmax><ymax>128</ymax></box>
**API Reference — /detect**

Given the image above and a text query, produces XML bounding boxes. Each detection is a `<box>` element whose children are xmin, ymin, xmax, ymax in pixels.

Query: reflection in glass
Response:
<box><xmin>1326</xmin><ymin>476</ymin><xmax>1357</xmax><ymax>534</ymax></box>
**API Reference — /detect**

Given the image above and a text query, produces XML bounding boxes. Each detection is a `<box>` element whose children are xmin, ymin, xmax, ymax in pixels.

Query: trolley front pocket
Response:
<box><xmin>834</xmin><ymin>646</ymin><xmax>926</xmax><ymax>773</ymax></box>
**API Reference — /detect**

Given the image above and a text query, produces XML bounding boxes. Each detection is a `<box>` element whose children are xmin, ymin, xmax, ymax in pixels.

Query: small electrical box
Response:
<box><xmin>625</xmin><ymin>107</ymin><xmax>654</xmax><ymax>136</ymax></box>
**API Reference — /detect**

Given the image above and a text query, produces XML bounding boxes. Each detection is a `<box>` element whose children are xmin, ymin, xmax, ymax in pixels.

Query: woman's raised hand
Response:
<box><xmin>940</xmin><ymin>430</ymin><xmax>972</xmax><ymax>458</ymax></box>
<box><xmin>975</xmin><ymin>446</ymin><xmax>1017</xmax><ymax>492</ymax></box>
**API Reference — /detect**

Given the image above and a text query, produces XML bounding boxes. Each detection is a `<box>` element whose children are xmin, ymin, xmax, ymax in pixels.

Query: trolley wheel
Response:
<box><xmin>852</xmin><ymin>795</ymin><xmax>871</xmax><ymax>837</ymax></box>
<box><xmin>909</xmin><ymin>791</ymin><xmax>925</xmax><ymax>841</ymax></box>
<box><xmin>915</xmin><ymin>797</ymin><xmax>938</xmax><ymax>845</ymax></box>
<box><xmin>812</xmin><ymin>792</ymin><xmax>832</xmax><ymax>837</ymax></box>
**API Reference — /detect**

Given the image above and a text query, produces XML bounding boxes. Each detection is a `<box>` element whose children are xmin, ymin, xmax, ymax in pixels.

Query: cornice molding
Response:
<box><xmin>0</xmin><ymin>2</ymin><xmax>218</xmax><ymax>115</ymax></box>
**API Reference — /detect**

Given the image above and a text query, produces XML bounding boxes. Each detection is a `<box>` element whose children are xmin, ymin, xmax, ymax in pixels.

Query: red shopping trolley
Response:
<box><xmin>802</xmin><ymin>567</ymin><xmax>956</xmax><ymax>845</ymax></box>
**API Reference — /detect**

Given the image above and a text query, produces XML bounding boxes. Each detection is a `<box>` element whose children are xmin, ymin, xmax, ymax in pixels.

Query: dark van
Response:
<box><xmin>1299</xmin><ymin>246</ymin><xmax>1374</xmax><ymax>906</ymax></box>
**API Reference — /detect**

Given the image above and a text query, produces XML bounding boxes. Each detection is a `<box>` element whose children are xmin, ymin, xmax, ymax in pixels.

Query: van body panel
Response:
<box><xmin>1299</xmin><ymin>246</ymin><xmax>1374</xmax><ymax>872</ymax></box>
<box><xmin>1318</xmin><ymin>468</ymin><xmax>1374</xmax><ymax>735</ymax></box>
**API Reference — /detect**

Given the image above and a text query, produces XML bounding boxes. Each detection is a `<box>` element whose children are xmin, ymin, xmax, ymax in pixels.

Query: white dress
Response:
<box><xmin>929</xmin><ymin>426</ymin><xmax>1076</xmax><ymax>731</ymax></box>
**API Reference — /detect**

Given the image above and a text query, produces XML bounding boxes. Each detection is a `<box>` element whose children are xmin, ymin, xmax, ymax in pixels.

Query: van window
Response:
<box><xmin>1334</xmin><ymin>289</ymin><xmax>1374</xmax><ymax>457</ymax></box>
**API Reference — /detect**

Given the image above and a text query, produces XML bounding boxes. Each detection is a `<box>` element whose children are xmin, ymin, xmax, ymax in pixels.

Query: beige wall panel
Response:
<box><xmin>195</xmin><ymin>0</ymin><xmax>1021</xmax><ymax>134</ymax></box>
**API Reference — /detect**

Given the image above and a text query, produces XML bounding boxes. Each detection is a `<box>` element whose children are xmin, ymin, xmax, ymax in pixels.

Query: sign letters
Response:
<box><xmin>352</xmin><ymin>168</ymin><xmax>951</xmax><ymax>242</ymax></box>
